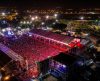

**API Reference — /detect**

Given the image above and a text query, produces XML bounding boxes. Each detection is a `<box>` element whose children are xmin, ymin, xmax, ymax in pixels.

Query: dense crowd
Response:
<box><xmin>0</xmin><ymin>29</ymin><xmax>82</xmax><ymax>80</ymax></box>
<box><xmin>0</xmin><ymin>33</ymin><xmax>61</xmax><ymax>78</ymax></box>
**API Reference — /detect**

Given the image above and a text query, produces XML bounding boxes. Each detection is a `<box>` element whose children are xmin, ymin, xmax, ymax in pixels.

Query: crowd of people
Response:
<box><xmin>0</xmin><ymin>29</ymin><xmax>82</xmax><ymax>80</ymax></box>
<box><xmin>0</xmin><ymin>33</ymin><xmax>61</xmax><ymax>79</ymax></box>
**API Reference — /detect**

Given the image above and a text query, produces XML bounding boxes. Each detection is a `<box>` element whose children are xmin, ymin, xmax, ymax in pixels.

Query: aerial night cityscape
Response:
<box><xmin>0</xmin><ymin>0</ymin><xmax>100</xmax><ymax>81</ymax></box>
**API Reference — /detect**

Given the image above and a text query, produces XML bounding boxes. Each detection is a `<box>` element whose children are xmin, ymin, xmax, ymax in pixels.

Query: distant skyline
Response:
<box><xmin>0</xmin><ymin>0</ymin><xmax>100</xmax><ymax>9</ymax></box>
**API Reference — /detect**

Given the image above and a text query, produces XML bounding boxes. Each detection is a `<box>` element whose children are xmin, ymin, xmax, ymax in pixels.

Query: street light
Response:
<box><xmin>4</xmin><ymin>75</ymin><xmax>10</xmax><ymax>81</ymax></box>
<box><xmin>41</xmin><ymin>22</ymin><xmax>45</xmax><ymax>25</ymax></box>
<box><xmin>56</xmin><ymin>19</ymin><xmax>59</xmax><ymax>22</ymax></box>
<box><xmin>80</xmin><ymin>16</ymin><xmax>84</xmax><ymax>20</ymax></box>
<box><xmin>46</xmin><ymin>15</ymin><xmax>49</xmax><ymax>19</ymax></box>
<box><xmin>2</xmin><ymin>29</ymin><xmax>6</xmax><ymax>32</ymax></box>
<box><xmin>35</xmin><ymin>16</ymin><xmax>38</xmax><ymax>19</ymax></box>
<box><xmin>54</xmin><ymin>13</ymin><xmax>58</xmax><ymax>18</ymax></box>
<box><xmin>27</xmin><ymin>21</ymin><xmax>30</xmax><ymax>24</ymax></box>
<box><xmin>15</xmin><ymin>12</ymin><xmax>18</xmax><ymax>15</ymax></box>
<box><xmin>53</xmin><ymin>22</ymin><xmax>56</xmax><ymax>25</ymax></box>
<box><xmin>2</xmin><ymin>12</ymin><xmax>6</xmax><ymax>16</ymax></box>
<box><xmin>23</xmin><ymin>21</ymin><xmax>26</xmax><ymax>24</ymax></box>
<box><xmin>31</xmin><ymin>17</ymin><xmax>35</xmax><ymax>21</ymax></box>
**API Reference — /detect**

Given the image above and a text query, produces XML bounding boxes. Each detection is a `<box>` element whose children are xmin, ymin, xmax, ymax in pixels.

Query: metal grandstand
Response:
<box><xmin>0</xmin><ymin>43</ymin><xmax>23</xmax><ymax>61</ymax></box>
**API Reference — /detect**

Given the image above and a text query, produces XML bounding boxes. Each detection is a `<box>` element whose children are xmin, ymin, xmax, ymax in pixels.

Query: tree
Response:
<box><xmin>52</xmin><ymin>23</ymin><xmax>67</xmax><ymax>31</ymax></box>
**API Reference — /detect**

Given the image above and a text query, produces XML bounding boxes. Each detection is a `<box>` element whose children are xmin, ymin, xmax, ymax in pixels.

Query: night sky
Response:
<box><xmin>0</xmin><ymin>0</ymin><xmax>100</xmax><ymax>8</ymax></box>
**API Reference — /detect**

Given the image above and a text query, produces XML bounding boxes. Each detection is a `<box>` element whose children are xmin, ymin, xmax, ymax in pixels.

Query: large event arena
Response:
<box><xmin>0</xmin><ymin>28</ymin><xmax>83</xmax><ymax>79</ymax></box>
